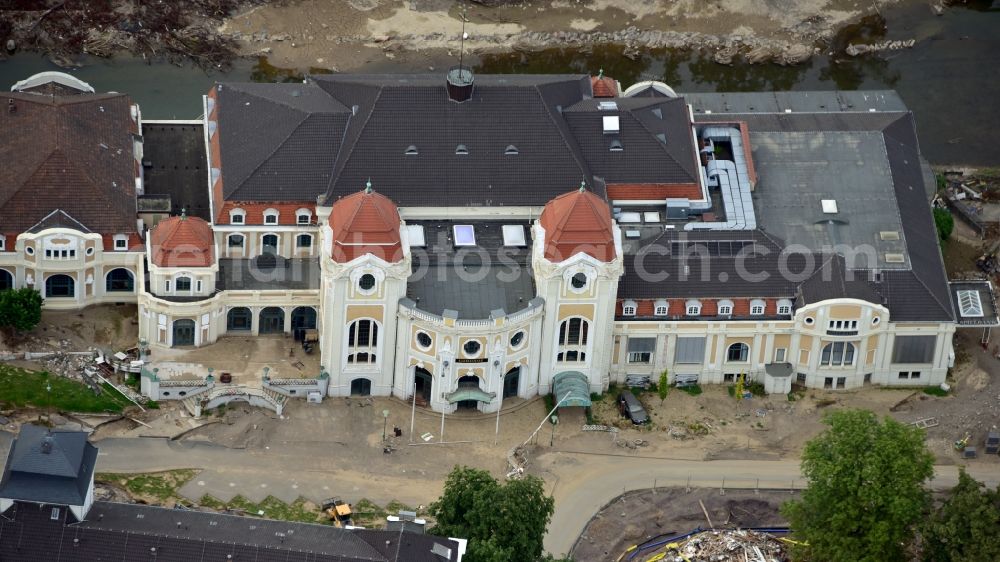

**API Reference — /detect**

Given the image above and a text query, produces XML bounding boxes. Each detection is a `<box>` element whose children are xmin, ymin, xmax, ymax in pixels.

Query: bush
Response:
<box><xmin>923</xmin><ymin>386</ymin><xmax>949</xmax><ymax>397</ymax></box>
<box><xmin>680</xmin><ymin>384</ymin><xmax>702</xmax><ymax>396</ymax></box>
<box><xmin>543</xmin><ymin>393</ymin><xmax>555</xmax><ymax>412</ymax></box>
<box><xmin>934</xmin><ymin>208</ymin><xmax>954</xmax><ymax>241</ymax></box>
<box><xmin>748</xmin><ymin>381</ymin><xmax>766</xmax><ymax>397</ymax></box>
<box><xmin>0</xmin><ymin>288</ymin><xmax>43</xmax><ymax>333</ymax></box>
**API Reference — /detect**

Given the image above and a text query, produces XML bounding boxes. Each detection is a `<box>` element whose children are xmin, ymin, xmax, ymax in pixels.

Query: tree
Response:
<box><xmin>429</xmin><ymin>466</ymin><xmax>557</xmax><ymax>562</ymax></box>
<box><xmin>781</xmin><ymin>409</ymin><xmax>934</xmax><ymax>562</ymax></box>
<box><xmin>658</xmin><ymin>369</ymin><xmax>669</xmax><ymax>404</ymax></box>
<box><xmin>0</xmin><ymin>288</ymin><xmax>43</xmax><ymax>334</ymax></box>
<box><xmin>922</xmin><ymin>470</ymin><xmax>1000</xmax><ymax>562</ymax></box>
<box><xmin>934</xmin><ymin>208</ymin><xmax>954</xmax><ymax>241</ymax></box>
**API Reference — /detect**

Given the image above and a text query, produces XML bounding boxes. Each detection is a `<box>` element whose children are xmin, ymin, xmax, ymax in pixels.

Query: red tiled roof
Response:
<box><xmin>150</xmin><ymin>215</ymin><xmax>215</xmax><ymax>267</ymax></box>
<box><xmin>0</xmin><ymin>91</ymin><xmax>139</xmax><ymax>234</ymax></box>
<box><xmin>539</xmin><ymin>188</ymin><xmax>616</xmax><ymax>263</ymax></box>
<box><xmin>591</xmin><ymin>75</ymin><xmax>618</xmax><ymax>98</ymax></box>
<box><xmin>329</xmin><ymin>189</ymin><xmax>403</xmax><ymax>263</ymax></box>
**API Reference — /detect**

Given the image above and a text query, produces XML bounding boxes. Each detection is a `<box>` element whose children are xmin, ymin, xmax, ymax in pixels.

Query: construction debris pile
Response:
<box><xmin>0</xmin><ymin>0</ymin><xmax>271</xmax><ymax>68</ymax></box>
<box><xmin>633</xmin><ymin>529</ymin><xmax>789</xmax><ymax>562</ymax></box>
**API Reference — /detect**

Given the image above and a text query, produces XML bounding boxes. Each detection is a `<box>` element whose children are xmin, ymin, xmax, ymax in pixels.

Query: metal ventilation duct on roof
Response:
<box><xmin>686</xmin><ymin>126</ymin><xmax>757</xmax><ymax>231</ymax></box>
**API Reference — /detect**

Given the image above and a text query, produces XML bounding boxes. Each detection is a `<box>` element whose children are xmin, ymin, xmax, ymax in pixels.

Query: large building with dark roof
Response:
<box><xmin>2</xmin><ymin>70</ymin><xmax>991</xmax><ymax>413</ymax></box>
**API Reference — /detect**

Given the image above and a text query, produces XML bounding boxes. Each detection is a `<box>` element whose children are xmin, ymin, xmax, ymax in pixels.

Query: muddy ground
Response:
<box><xmin>0</xmin><ymin>304</ymin><xmax>138</xmax><ymax>354</ymax></box>
<box><xmin>573</xmin><ymin>487</ymin><xmax>791</xmax><ymax>562</ymax></box>
<box><xmin>223</xmin><ymin>0</ymin><xmax>902</xmax><ymax>71</ymax></box>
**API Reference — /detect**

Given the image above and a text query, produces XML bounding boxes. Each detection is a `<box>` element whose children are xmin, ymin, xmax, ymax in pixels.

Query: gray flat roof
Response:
<box><xmin>218</xmin><ymin>257</ymin><xmax>320</xmax><ymax>291</ymax></box>
<box><xmin>406</xmin><ymin>220</ymin><xmax>536</xmax><ymax>319</ymax></box>
<box><xmin>142</xmin><ymin>122</ymin><xmax>210</xmax><ymax>221</ymax></box>
<box><xmin>751</xmin><ymin>130</ymin><xmax>908</xmax><ymax>269</ymax></box>
<box><xmin>684</xmin><ymin>90</ymin><xmax>908</xmax><ymax>115</ymax></box>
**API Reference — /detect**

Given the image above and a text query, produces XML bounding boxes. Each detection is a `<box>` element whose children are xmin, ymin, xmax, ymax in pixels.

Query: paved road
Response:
<box><xmin>541</xmin><ymin>450</ymin><xmax>1000</xmax><ymax>557</ymax></box>
<box><xmin>3</xmin><ymin>432</ymin><xmax>996</xmax><ymax>558</ymax></box>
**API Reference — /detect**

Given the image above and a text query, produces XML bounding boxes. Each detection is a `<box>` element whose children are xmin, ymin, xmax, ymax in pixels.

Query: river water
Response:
<box><xmin>1</xmin><ymin>1</ymin><xmax>997</xmax><ymax>165</ymax></box>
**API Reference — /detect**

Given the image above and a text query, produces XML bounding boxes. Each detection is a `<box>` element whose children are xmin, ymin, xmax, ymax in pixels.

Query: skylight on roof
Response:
<box><xmin>598</xmin><ymin>101</ymin><xmax>619</xmax><ymax>111</ymax></box>
<box><xmin>453</xmin><ymin>225</ymin><xmax>476</xmax><ymax>246</ymax></box>
<box><xmin>406</xmin><ymin>224</ymin><xmax>425</xmax><ymax>248</ymax></box>
<box><xmin>821</xmin><ymin>199</ymin><xmax>838</xmax><ymax>214</ymax></box>
<box><xmin>602</xmin><ymin>115</ymin><xmax>620</xmax><ymax>134</ymax></box>
<box><xmin>885</xmin><ymin>253</ymin><xmax>905</xmax><ymax>264</ymax></box>
<box><xmin>618</xmin><ymin>212</ymin><xmax>641</xmax><ymax>223</ymax></box>
<box><xmin>880</xmin><ymin>230</ymin><xmax>900</xmax><ymax>241</ymax></box>
<box><xmin>502</xmin><ymin>225</ymin><xmax>526</xmax><ymax>247</ymax></box>
<box><xmin>958</xmin><ymin>290</ymin><xmax>984</xmax><ymax>318</ymax></box>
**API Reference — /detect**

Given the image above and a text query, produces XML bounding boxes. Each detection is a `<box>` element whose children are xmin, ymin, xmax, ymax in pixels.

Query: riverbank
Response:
<box><xmin>222</xmin><ymin>0</ymin><xmax>913</xmax><ymax>71</ymax></box>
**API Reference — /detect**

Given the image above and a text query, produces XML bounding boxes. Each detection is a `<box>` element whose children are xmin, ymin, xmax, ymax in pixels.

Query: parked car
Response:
<box><xmin>617</xmin><ymin>390</ymin><xmax>649</xmax><ymax>425</ymax></box>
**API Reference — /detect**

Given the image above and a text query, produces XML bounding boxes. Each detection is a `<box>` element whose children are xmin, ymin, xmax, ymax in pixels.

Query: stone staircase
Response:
<box><xmin>182</xmin><ymin>385</ymin><xmax>287</xmax><ymax>417</ymax></box>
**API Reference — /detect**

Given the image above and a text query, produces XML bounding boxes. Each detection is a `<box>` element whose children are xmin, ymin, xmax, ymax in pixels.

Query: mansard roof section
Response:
<box><xmin>540</xmin><ymin>188</ymin><xmax>616</xmax><ymax>263</ymax></box>
<box><xmin>328</xmin><ymin>187</ymin><xmax>404</xmax><ymax>263</ymax></box>
<box><xmin>312</xmin><ymin>73</ymin><xmax>600</xmax><ymax>207</ymax></box>
<box><xmin>150</xmin><ymin>215</ymin><xmax>216</xmax><ymax>268</ymax></box>
<box><xmin>214</xmin><ymin>82</ymin><xmax>350</xmax><ymax>201</ymax></box>
<box><xmin>562</xmin><ymin>95</ymin><xmax>699</xmax><ymax>185</ymax></box>
<box><xmin>0</xmin><ymin>90</ymin><xmax>138</xmax><ymax>233</ymax></box>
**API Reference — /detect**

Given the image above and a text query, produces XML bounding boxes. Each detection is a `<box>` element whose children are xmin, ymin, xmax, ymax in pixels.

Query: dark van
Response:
<box><xmin>617</xmin><ymin>390</ymin><xmax>649</xmax><ymax>425</ymax></box>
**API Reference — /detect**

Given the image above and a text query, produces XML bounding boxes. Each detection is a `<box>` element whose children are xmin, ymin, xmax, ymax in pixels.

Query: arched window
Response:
<box><xmin>622</xmin><ymin>300</ymin><xmax>637</xmax><ymax>316</ymax></box>
<box><xmin>229</xmin><ymin>208</ymin><xmax>245</xmax><ymax>224</ymax></box>
<box><xmin>654</xmin><ymin>300</ymin><xmax>668</xmax><ymax>316</ymax></box>
<box><xmin>296</xmin><ymin>234</ymin><xmax>312</xmax><ymax>248</ymax></box>
<box><xmin>228</xmin><ymin>234</ymin><xmax>244</xmax><ymax>248</ymax></box>
<box><xmin>726</xmin><ymin>342</ymin><xmax>749</xmax><ymax>362</ymax></box>
<box><xmin>821</xmin><ymin>342</ymin><xmax>856</xmax><ymax>366</ymax></box>
<box><xmin>296</xmin><ymin>208</ymin><xmax>312</xmax><ymax>225</ymax></box>
<box><xmin>0</xmin><ymin>269</ymin><xmax>13</xmax><ymax>291</ymax></box>
<box><xmin>105</xmin><ymin>268</ymin><xmax>134</xmax><ymax>292</ymax></box>
<box><xmin>174</xmin><ymin>276</ymin><xmax>192</xmax><ymax>292</ymax></box>
<box><xmin>347</xmin><ymin>319</ymin><xmax>379</xmax><ymax>365</ymax></box>
<box><xmin>45</xmin><ymin>274</ymin><xmax>74</xmax><ymax>298</ymax></box>
<box><xmin>558</xmin><ymin>318</ymin><xmax>589</xmax><ymax>346</ymax></box>
<box><xmin>557</xmin><ymin>318</ymin><xmax>589</xmax><ymax>363</ymax></box>
<box><xmin>263</xmin><ymin>208</ymin><xmax>279</xmax><ymax>225</ymax></box>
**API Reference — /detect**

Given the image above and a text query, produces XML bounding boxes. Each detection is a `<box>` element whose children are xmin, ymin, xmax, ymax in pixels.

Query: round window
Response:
<box><xmin>463</xmin><ymin>340</ymin><xmax>481</xmax><ymax>356</ymax></box>
<box><xmin>510</xmin><ymin>331</ymin><xmax>525</xmax><ymax>348</ymax></box>
<box><xmin>86</xmin><ymin>247</ymin><xmax>95</xmax><ymax>256</ymax></box>
<box><xmin>358</xmin><ymin>273</ymin><xmax>376</xmax><ymax>292</ymax></box>
<box><xmin>570</xmin><ymin>273</ymin><xmax>587</xmax><ymax>290</ymax></box>
<box><xmin>416</xmin><ymin>332</ymin><xmax>432</xmax><ymax>349</ymax></box>
<box><xmin>25</xmin><ymin>246</ymin><xmax>34</xmax><ymax>255</ymax></box>
<box><xmin>804</xmin><ymin>316</ymin><xmax>815</xmax><ymax>326</ymax></box>
<box><xmin>872</xmin><ymin>316</ymin><xmax>881</xmax><ymax>326</ymax></box>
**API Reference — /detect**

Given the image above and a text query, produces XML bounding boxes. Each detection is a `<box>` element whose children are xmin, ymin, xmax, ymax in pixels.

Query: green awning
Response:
<box><xmin>552</xmin><ymin>371</ymin><xmax>591</xmax><ymax>407</ymax></box>
<box><xmin>446</xmin><ymin>387</ymin><xmax>496</xmax><ymax>404</ymax></box>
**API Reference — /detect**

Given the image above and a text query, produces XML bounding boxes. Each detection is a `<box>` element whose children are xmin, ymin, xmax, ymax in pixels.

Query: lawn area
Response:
<box><xmin>0</xmin><ymin>364</ymin><xmax>129</xmax><ymax>413</ymax></box>
<box><xmin>98</xmin><ymin>470</ymin><xmax>198</xmax><ymax>505</ymax></box>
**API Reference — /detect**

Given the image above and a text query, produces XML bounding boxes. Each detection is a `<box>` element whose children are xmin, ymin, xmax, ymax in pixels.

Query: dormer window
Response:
<box><xmin>505</xmin><ymin>145</ymin><xmax>519</xmax><ymax>156</ymax></box>
<box><xmin>622</xmin><ymin>300</ymin><xmax>637</xmax><ymax>316</ymax></box>
<box><xmin>717</xmin><ymin>299</ymin><xmax>734</xmax><ymax>316</ymax></box>
<box><xmin>264</xmin><ymin>209</ymin><xmax>279</xmax><ymax>225</ymax></box>
<box><xmin>750</xmin><ymin>299</ymin><xmax>766</xmax><ymax>316</ymax></box>
<box><xmin>777</xmin><ymin>299</ymin><xmax>793</xmax><ymax>316</ymax></box>
<box><xmin>654</xmin><ymin>299</ymin><xmax>668</xmax><ymax>316</ymax></box>
<box><xmin>685</xmin><ymin>300</ymin><xmax>701</xmax><ymax>316</ymax></box>
<box><xmin>609</xmin><ymin>139</ymin><xmax>623</xmax><ymax>152</ymax></box>
<box><xmin>230</xmin><ymin>208</ymin><xmax>245</xmax><ymax>224</ymax></box>
<box><xmin>455</xmin><ymin>144</ymin><xmax>469</xmax><ymax>156</ymax></box>
<box><xmin>296</xmin><ymin>209</ymin><xmax>311</xmax><ymax>225</ymax></box>
<box><xmin>405</xmin><ymin>145</ymin><xmax>418</xmax><ymax>156</ymax></box>
<box><xmin>113</xmin><ymin>234</ymin><xmax>128</xmax><ymax>251</ymax></box>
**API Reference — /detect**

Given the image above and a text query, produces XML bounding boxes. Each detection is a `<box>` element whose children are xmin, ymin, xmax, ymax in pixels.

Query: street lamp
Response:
<box><xmin>549</xmin><ymin>414</ymin><xmax>559</xmax><ymax>447</ymax></box>
<box><xmin>382</xmin><ymin>409</ymin><xmax>390</xmax><ymax>442</ymax></box>
<box><xmin>493</xmin><ymin>360</ymin><xmax>503</xmax><ymax>446</ymax></box>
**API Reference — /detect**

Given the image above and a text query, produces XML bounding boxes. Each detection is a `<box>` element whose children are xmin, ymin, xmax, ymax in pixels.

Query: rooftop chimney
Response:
<box><xmin>40</xmin><ymin>434</ymin><xmax>54</xmax><ymax>454</ymax></box>
<box><xmin>446</xmin><ymin>66</ymin><xmax>474</xmax><ymax>102</ymax></box>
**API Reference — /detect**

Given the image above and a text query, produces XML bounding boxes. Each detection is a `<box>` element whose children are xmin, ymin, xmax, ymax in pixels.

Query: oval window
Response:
<box><xmin>510</xmin><ymin>331</ymin><xmax>525</xmax><ymax>348</ymax></box>
<box><xmin>25</xmin><ymin>246</ymin><xmax>34</xmax><ymax>255</ymax></box>
<box><xmin>463</xmin><ymin>340</ymin><xmax>481</xmax><ymax>356</ymax></box>
<box><xmin>872</xmin><ymin>316</ymin><xmax>881</xmax><ymax>326</ymax></box>
<box><xmin>571</xmin><ymin>273</ymin><xmax>587</xmax><ymax>289</ymax></box>
<box><xmin>804</xmin><ymin>317</ymin><xmax>815</xmax><ymax>326</ymax></box>
<box><xmin>416</xmin><ymin>332</ymin><xmax>432</xmax><ymax>349</ymax></box>
<box><xmin>358</xmin><ymin>273</ymin><xmax>376</xmax><ymax>292</ymax></box>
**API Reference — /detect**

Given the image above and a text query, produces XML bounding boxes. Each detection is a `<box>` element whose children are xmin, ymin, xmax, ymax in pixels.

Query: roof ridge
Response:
<box><xmin>226</xmin><ymin>84</ymin><xmax>324</xmax><ymax>114</ymax></box>
<box><xmin>533</xmin><ymin>83</ymin><xmax>594</xmax><ymax>190</ymax></box>
<box><xmin>327</xmin><ymin>86</ymin><xmax>384</xmax><ymax>200</ymax></box>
